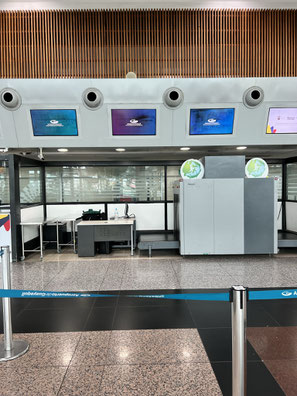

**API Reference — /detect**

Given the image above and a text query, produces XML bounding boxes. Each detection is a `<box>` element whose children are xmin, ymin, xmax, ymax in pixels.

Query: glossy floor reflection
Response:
<box><xmin>248</xmin><ymin>326</ymin><xmax>297</xmax><ymax>396</ymax></box>
<box><xmin>0</xmin><ymin>329</ymin><xmax>222</xmax><ymax>396</ymax></box>
<box><xmin>1</xmin><ymin>289</ymin><xmax>297</xmax><ymax>394</ymax></box>
<box><xmin>1</xmin><ymin>249</ymin><xmax>297</xmax><ymax>394</ymax></box>
<box><xmin>9</xmin><ymin>249</ymin><xmax>297</xmax><ymax>291</ymax></box>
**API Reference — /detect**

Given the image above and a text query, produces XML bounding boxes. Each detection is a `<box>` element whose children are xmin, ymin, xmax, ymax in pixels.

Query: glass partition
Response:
<box><xmin>287</xmin><ymin>163</ymin><xmax>297</xmax><ymax>201</ymax></box>
<box><xmin>0</xmin><ymin>161</ymin><xmax>9</xmax><ymax>205</ymax></box>
<box><xmin>46</xmin><ymin>165</ymin><xmax>165</xmax><ymax>203</ymax></box>
<box><xmin>166</xmin><ymin>165</ymin><xmax>181</xmax><ymax>201</ymax></box>
<box><xmin>19</xmin><ymin>166</ymin><xmax>42</xmax><ymax>204</ymax></box>
<box><xmin>268</xmin><ymin>163</ymin><xmax>282</xmax><ymax>200</ymax></box>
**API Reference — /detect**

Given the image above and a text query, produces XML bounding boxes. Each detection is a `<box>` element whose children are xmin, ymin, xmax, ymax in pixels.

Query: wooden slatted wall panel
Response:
<box><xmin>0</xmin><ymin>9</ymin><xmax>296</xmax><ymax>78</ymax></box>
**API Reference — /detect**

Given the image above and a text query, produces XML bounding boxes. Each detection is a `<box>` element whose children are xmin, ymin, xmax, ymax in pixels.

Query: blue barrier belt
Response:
<box><xmin>0</xmin><ymin>289</ymin><xmax>230</xmax><ymax>301</ymax></box>
<box><xmin>249</xmin><ymin>289</ymin><xmax>297</xmax><ymax>301</ymax></box>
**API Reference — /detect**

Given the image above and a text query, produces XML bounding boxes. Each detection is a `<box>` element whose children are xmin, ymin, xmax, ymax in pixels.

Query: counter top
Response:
<box><xmin>77</xmin><ymin>219</ymin><xmax>135</xmax><ymax>226</ymax></box>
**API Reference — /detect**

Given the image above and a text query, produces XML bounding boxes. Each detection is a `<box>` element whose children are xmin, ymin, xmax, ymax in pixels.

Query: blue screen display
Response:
<box><xmin>112</xmin><ymin>109</ymin><xmax>156</xmax><ymax>136</ymax></box>
<box><xmin>189</xmin><ymin>108</ymin><xmax>235</xmax><ymax>135</ymax></box>
<box><xmin>31</xmin><ymin>109</ymin><xmax>78</xmax><ymax>136</ymax></box>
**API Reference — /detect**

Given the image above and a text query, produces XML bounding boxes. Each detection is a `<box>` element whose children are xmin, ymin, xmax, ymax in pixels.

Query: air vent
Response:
<box><xmin>82</xmin><ymin>88</ymin><xmax>103</xmax><ymax>110</ymax></box>
<box><xmin>0</xmin><ymin>88</ymin><xmax>22</xmax><ymax>110</ymax></box>
<box><xmin>163</xmin><ymin>87</ymin><xmax>184</xmax><ymax>109</ymax></box>
<box><xmin>243</xmin><ymin>86</ymin><xmax>264</xmax><ymax>108</ymax></box>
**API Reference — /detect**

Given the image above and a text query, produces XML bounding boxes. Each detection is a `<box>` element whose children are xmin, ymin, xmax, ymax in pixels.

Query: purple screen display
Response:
<box><xmin>112</xmin><ymin>109</ymin><xmax>156</xmax><ymax>136</ymax></box>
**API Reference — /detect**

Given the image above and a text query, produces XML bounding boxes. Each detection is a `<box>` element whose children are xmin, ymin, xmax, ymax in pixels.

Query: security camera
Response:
<box><xmin>38</xmin><ymin>148</ymin><xmax>45</xmax><ymax>161</ymax></box>
<box><xmin>163</xmin><ymin>87</ymin><xmax>184</xmax><ymax>109</ymax></box>
<box><xmin>82</xmin><ymin>88</ymin><xmax>103</xmax><ymax>110</ymax></box>
<box><xmin>0</xmin><ymin>88</ymin><xmax>22</xmax><ymax>110</ymax></box>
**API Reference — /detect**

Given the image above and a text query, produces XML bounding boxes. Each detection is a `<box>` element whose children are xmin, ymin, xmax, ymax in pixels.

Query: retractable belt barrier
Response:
<box><xmin>2</xmin><ymin>246</ymin><xmax>297</xmax><ymax>396</ymax></box>
<box><xmin>249</xmin><ymin>288</ymin><xmax>297</xmax><ymax>300</ymax></box>
<box><xmin>0</xmin><ymin>289</ymin><xmax>231</xmax><ymax>301</ymax></box>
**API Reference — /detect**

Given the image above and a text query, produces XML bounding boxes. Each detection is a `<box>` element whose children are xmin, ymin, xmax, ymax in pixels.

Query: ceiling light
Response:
<box><xmin>236</xmin><ymin>146</ymin><xmax>247</xmax><ymax>150</ymax></box>
<box><xmin>115</xmin><ymin>148</ymin><xmax>126</xmax><ymax>152</ymax></box>
<box><xmin>57</xmin><ymin>148</ymin><xmax>68</xmax><ymax>152</ymax></box>
<box><xmin>180</xmin><ymin>147</ymin><xmax>190</xmax><ymax>151</ymax></box>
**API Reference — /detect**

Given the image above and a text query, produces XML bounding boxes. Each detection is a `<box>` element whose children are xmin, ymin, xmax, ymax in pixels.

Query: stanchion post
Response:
<box><xmin>231</xmin><ymin>285</ymin><xmax>247</xmax><ymax>396</ymax></box>
<box><xmin>0</xmin><ymin>246</ymin><xmax>29</xmax><ymax>361</ymax></box>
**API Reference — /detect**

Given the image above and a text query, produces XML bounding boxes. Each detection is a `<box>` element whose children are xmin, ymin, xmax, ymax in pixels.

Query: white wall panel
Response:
<box><xmin>46</xmin><ymin>204</ymin><xmax>105</xmax><ymax>231</ymax></box>
<box><xmin>46</xmin><ymin>204</ymin><xmax>105</xmax><ymax>220</ymax></box>
<box><xmin>1</xmin><ymin>77</ymin><xmax>297</xmax><ymax>149</ymax></box>
<box><xmin>21</xmin><ymin>205</ymin><xmax>44</xmax><ymax>242</ymax></box>
<box><xmin>108</xmin><ymin>203</ymin><xmax>164</xmax><ymax>230</ymax></box>
<box><xmin>167</xmin><ymin>203</ymin><xmax>174</xmax><ymax>230</ymax></box>
<box><xmin>286</xmin><ymin>202</ymin><xmax>297</xmax><ymax>232</ymax></box>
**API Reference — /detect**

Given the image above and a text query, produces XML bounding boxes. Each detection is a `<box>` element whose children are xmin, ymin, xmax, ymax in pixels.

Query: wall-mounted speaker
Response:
<box><xmin>0</xmin><ymin>88</ymin><xmax>22</xmax><ymax>110</ymax></box>
<box><xmin>243</xmin><ymin>86</ymin><xmax>264</xmax><ymax>108</ymax></box>
<box><xmin>163</xmin><ymin>87</ymin><xmax>184</xmax><ymax>109</ymax></box>
<box><xmin>82</xmin><ymin>88</ymin><xmax>103</xmax><ymax>110</ymax></box>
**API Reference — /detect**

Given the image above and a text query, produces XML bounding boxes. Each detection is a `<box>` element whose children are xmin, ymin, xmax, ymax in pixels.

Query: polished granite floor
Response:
<box><xmin>0</xmin><ymin>329</ymin><xmax>222</xmax><ymax>396</ymax></box>
<box><xmin>5</xmin><ymin>248</ymin><xmax>297</xmax><ymax>291</ymax></box>
<box><xmin>1</xmin><ymin>248</ymin><xmax>297</xmax><ymax>395</ymax></box>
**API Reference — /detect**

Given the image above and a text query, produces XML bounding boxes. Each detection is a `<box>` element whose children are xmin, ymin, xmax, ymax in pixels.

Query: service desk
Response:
<box><xmin>77</xmin><ymin>219</ymin><xmax>136</xmax><ymax>257</ymax></box>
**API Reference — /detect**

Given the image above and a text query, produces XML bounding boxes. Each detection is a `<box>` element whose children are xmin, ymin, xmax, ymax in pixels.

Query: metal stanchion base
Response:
<box><xmin>0</xmin><ymin>340</ymin><xmax>29</xmax><ymax>362</ymax></box>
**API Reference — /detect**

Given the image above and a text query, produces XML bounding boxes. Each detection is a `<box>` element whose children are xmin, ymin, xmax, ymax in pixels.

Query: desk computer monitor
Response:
<box><xmin>124</xmin><ymin>203</ymin><xmax>129</xmax><ymax>218</ymax></box>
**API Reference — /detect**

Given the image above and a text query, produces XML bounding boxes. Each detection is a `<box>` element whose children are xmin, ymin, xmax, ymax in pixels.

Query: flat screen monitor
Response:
<box><xmin>31</xmin><ymin>109</ymin><xmax>78</xmax><ymax>136</ymax></box>
<box><xmin>189</xmin><ymin>108</ymin><xmax>235</xmax><ymax>135</ymax></box>
<box><xmin>267</xmin><ymin>108</ymin><xmax>297</xmax><ymax>134</ymax></box>
<box><xmin>124</xmin><ymin>203</ymin><xmax>129</xmax><ymax>218</ymax></box>
<box><xmin>112</xmin><ymin>109</ymin><xmax>156</xmax><ymax>136</ymax></box>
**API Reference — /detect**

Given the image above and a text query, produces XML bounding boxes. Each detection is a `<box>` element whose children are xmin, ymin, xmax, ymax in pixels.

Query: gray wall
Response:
<box><xmin>1</xmin><ymin>77</ymin><xmax>297</xmax><ymax>149</ymax></box>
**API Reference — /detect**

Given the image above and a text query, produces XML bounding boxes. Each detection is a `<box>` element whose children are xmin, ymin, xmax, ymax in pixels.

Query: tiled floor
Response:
<box><xmin>248</xmin><ymin>326</ymin><xmax>297</xmax><ymax>396</ymax></box>
<box><xmin>6</xmin><ymin>249</ymin><xmax>297</xmax><ymax>291</ymax></box>
<box><xmin>0</xmin><ymin>329</ymin><xmax>222</xmax><ymax>396</ymax></box>
<box><xmin>1</xmin><ymin>248</ymin><xmax>297</xmax><ymax>394</ymax></box>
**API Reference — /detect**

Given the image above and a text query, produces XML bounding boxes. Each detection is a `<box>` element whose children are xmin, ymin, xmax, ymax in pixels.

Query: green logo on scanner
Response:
<box><xmin>180</xmin><ymin>159</ymin><xmax>204</xmax><ymax>179</ymax></box>
<box><xmin>245</xmin><ymin>158</ymin><xmax>269</xmax><ymax>178</ymax></box>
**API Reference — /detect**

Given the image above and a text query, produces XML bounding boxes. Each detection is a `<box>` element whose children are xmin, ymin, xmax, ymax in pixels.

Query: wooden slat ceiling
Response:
<box><xmin>0</xmin><ymin>9</ymin><xmax>296</xmax><ymax>78</ymax></box>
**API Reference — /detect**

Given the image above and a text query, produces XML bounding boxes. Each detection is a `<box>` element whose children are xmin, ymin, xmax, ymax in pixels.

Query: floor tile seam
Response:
<box><xmin>41</xmin><ymin>264</ymin><xmax>74</xmax><ymax>292</ymax></box>
<box><xmin>56</xmin><ymin>363</ymin><xmax>77</xmax><ymax>395</ymax></box>
<box><xmin>258</xmin><ymin>366</ymin><xmax>288</xmax><ymax>396</ymax></box>
<box><xmin>262</xmin><ymin>358</ymin><xmax>297</xmax><ymax>362</ymax></box>
<box><xmin>81</xmin><ymin>296</ymin><xmax>98</xmax><ymax>332</ymax></box>
<box><xmin>71</xmin><ymin>361</ymin><xmax>215</xmax><ymax>368</ymax></box>
<box><xmin>55</xmin><ymin>330</ymin><xmax>86</xmax><ymax>394</ymax></box>
<box><xmin>211</xmin><ymin>358</ymin><xmax>265</xmax><ymax>363</ymax></box>
<box><xmin>86</xmin><ymin>361</ymin><xmax>218</xmax><ymax>396</ymax></box>
<box><xmin>261</xmin><ymin>314</ymin><xmax>295</xmax><ymax>328</ymax></box>
<box><xmin>186</xmin><ymin>296</ymin><xmax>232</xmax><ymax>330</ymax></box>
<box><xmin>248</xmin><ymin>306</ymin><xmax>282</xmax><ymax>327</ymax></box>
<box><xmin>110</xmin><ymin>291</ymin><xmax>122</xmax><ymax>330</ymax></box>
<box><xmin>0</xmin><ymin>364</ymin><xmax>71</xmax><ymax>370</ymax></box>
<box><xmin>219</xmin><ymin>265</ymin><xmax>241</xmax><ymax>283</ymax></box>
<box><xmin>98</xmin><ymin>260</ymin><xmax>116</xmax><ymax>290</ymax></box>
<box><xmin>45</xmin><ymin>261</ymin><xmax>76</xmax><ymax>283</ymax></box>
<box><xmin>169</xmin><ymin>260</ymin><xmax>182</xmax><ymax>289</ymax></box>
<box><xmin>217</xmin><ymin>261</ymin><xmax>232</xmax><ymax>275</ymax></box>
<box><xmin>117</xmin><ymin>259</ymin><xmax>130</xmax><ymax>291</ymax></box>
